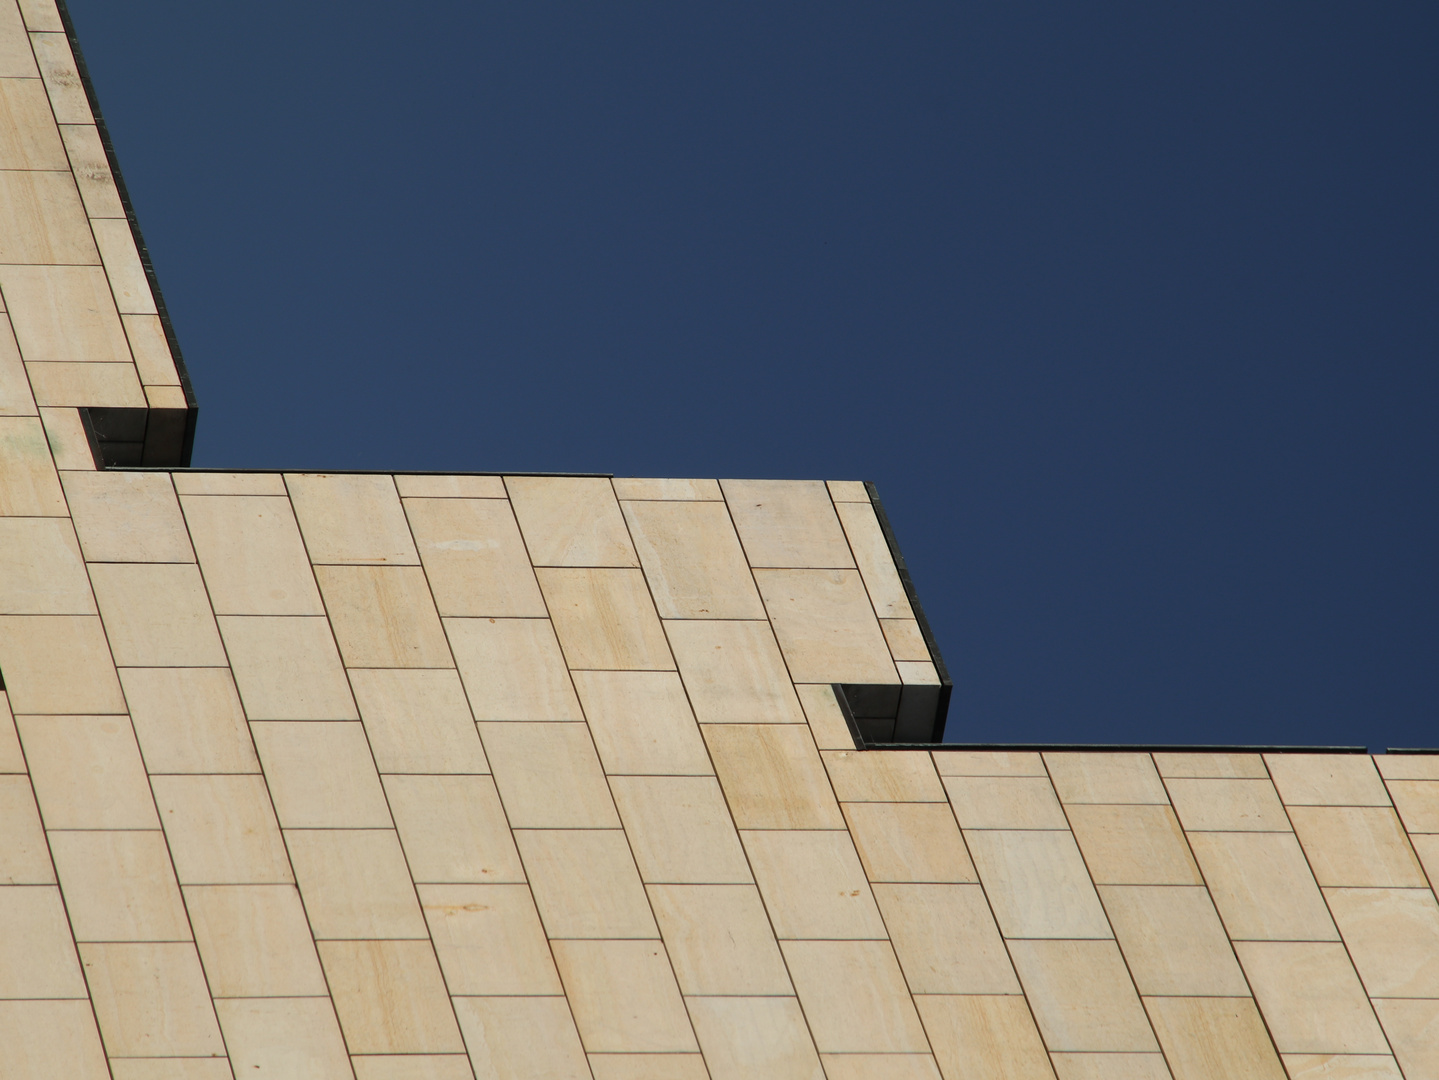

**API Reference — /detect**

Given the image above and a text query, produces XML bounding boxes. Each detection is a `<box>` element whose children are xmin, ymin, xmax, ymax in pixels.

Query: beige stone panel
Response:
<box><xmin>1186</xmin><ymin>831</ymin><xmax>1337</xmax><ymax>940</ymax></box>
<box><xmin>0</xmin><ymin>417</ymin><xmax>65</xmax><ymax>516</ymax></box>
<box><xmin>741</xmin><ymin>829</ymin><xmax>886</xmax><ymax>939</ymax></box>
<box><xmin>621</xmin><ymin>499</ymin><xmax>765</xmax><ymax>619</ymax></box>
<box><xmin>1372</xmin><ymin>1000</ymin><xmax>1439</xmax><ymax>1080</ymax></box>
<box><xmin>0</xmin><ymin>265</ymin><xmax>129</xmax><ymax>361</ymax></box>
<box><xmin>515</xmin><ymin>829</ymin><xmax>657</xmax><ymax>938</ymax></box>
<box><xmin>284</xmin><ymin>473</ymin><xmax>417</xmax><ymax>564</ymax></box>
<box><xmin>58</xmin><ymin>123</ymin><xmax>124</xmax><ymax>215</ymax></box>
<box><xmin>48</xmin><ymin>831</ymin><xmax>189</xmax><ymax>940</ymax></box>
<box><xmin>25</xmin><ymin>359</ymin><xmax>146</xmax><ymax>406</ymax></box>
<box><xmin>611</xmin><ymin>775</ymin><xmax>749</xmax><ymax>884</ymax></box>
<box><xmin>1289</xmin><ymin>806</ymin><xmax>1426</xmax><ymax>886</ymax></box>
<box><xmin>965</xmin><ymin>830</ymin><xmax>1112</xmax><ymax>939</ymax></box>
<box><xmin>834</xmin><ymin>499</ymin><xmax>914</xmax><ymax>618</ymax></box>
<box><xmin>419</xmin><ymin>883</ymin><xmax>561</xmax><ymax>995</ymax></box>
<box><xmin>1376</xmin><ymin>754</ymin><xmax>1439</xmax><ymax>780</ymax></box>
<box><xmin>1387</xmin><ymin>780</ymin><xmax>1439</xmax><ymax>833</ymax></box>
<box><xmin>0</xmin><ymin>615</ymin><xmax>124</xmax><ymax>712</ymax></box>
<box><xmin>395</xmin><ymin>473</ymin><xmax>507</xmax><ymax>498</ymax></box>
<box><xmin>933</xmin><ymin>749</ymin><xmax>1047</xmax><ymax>776</ymax></box>
<box><xmin>143</xmin><ymin>385</ymin><xmax>184</xmax><ymax>411</ymax></box>
<box><xmin>796</xmin><ymin>682</ymin><xmax>858</xmax><ymax>750</ymax></box>
<box><xmin>350</xmin><ymin>668</ymin><xmax>487</xmax><ymax>773</ymax></box>
<box><xmin>898</xmin><ymin>659</ymin><xmax>940</xmax><ymax>686</ymax></box>
<box><xmin>1142</xmin><ymin>996</ymin><xmax>1286</xmax><ymax>1080</ymax></box>
<box><xmin>702</xmin><ymin>723</ymin><xmax>843</xmax><ymax>829</ymax></box>
<box><xmin>446</xmin><ymin>617</ymin><xmax>584</xmax><ymax>721</ymax></box>
<box><xmin>351</xmin><ymin>1057</ymin><xmax>478</xmax><ymax>1080</ymax></box>
<box><xmin>537</xmin><ymin>567</ymin><xmax>672</xmax><ymax>670</ymax></box>
<box><xmin>62</xmin><ymin>470</ymin><xmax>191</xmax><ymax>562</ymax></box>
<box><xmin>216</xmin><ymin>997</ymin><xmax>352</xmax><ymax>1080</ymax></box>
<box><xmin>721</xmin><ymin>478</ymin><xmax>854</xmax><ymax>569</ymax></box>
<box><xmin>0</xmin><ymin>1000</ymin><xmax>111</xmax><ymax>1080</ymax></box>
<box><xmin>30</xmin><ymin>31</ymin><xmax>90</xmax><ymax>121</ymax></box>
<box><xmin>687</xmin><ymin>996</ymin><xmax>825</xmax><ymax>1080</ymax></box>
<box><xmin>666</xmin><ymin>619</ymin><xmax>808</xmax><ymax>724</ymax></box>
<box><xmin>844</xmin><ymin>801</ymin><xmax>976</xmax><ymax>883</ymax></box>
<box><xmin>1416</xmin><ymin>835</ymin><xmax>1439</xmax><ymax>887</ymax></box>
<box><xmin>384</xmin><ymin>774</ymin><xmax>523</xmax><ymax>883</ymax></box>
<box><xmin>1236</xmin><ymin>942</ymin><xmax>1388</xmax><ymax>1053</ymax></box>
<box><xmin>38</xmin><ymin>405</ymin><xmax>95</xmax><ymax>466</ymax></box>
<box><xmin>0</xmin><ymin>775</ymin><xmax>54</xmax><ymax>882</ymax></box>
<box><xmin>613</xmin><ymin>477</ymin><xmax>723</xmax><ymax>500</ymax></box>
<box><xmin>819</xmin><ymin>1056</ymin><xmax>943</xmax><ymax>1080</ymax></box>
<box><xmin>19</xmin><ymin>715</ymin><xmax>157</xmax><ymax>828</ymax></box>
<box><xmin>90</xmin><ymin>219</ymin><xmax>154</xmax><ymax>313</ymax></box>
<box><xmin>506</xmin><ymin>475</ymin><xmax>637</xmax><ymax>566</ymax></box>
<box><xmin>182</xmin><ymin>494</ymin><xmax>323</xmax><ymax>614</ymax></box>
<box><xmin>1280</xmin><ymin>1056</ymin><xmax>1403</xmax><ymax>1080</ymax></box>
<box><xmin>218</xmin><ymin>615</ymin><xmax>358</xmax><ymax>720</ymax></box>
<box><xmin>880</xmin><ymin>618</ymin><xmax>931</xmax><ymax>661</ymax></box>
<box><xmin>452</xmin><ymin>996</ymin><xmax>591</xmax><ymax>1080</ymax></box>
<box><xmin>0</xmin><ymin>690</ymin><xmax>20</xmax><ymax>770</ymax></box>
<box><xmin>183</xmin><ymin>884</ymin><xmax>326</xmax><ymax>997</ymax></box>
<box><xmin>943</xmin><ymin>776</ymin><xmax>1068</xmax><ymax>829</ymax></box>
<box><xmin>645</xmin><ymin>883</ymin><xmax>791</xmax><ymax>995</ymax></box>
<box><xmin>0</xmin><ymin>885</ymin><xmax>85</xmax><ymax>996</ymax></box>
<box><xmin>314</xmin><ymin>565</ymin><xmax>451</xmax><ymax>667</ymax></box>
<box><xmin>1098</xmin><ymin>885</ymin><xmax>1248</xmax><ymax>996</ymax></box>
<box><xmin>319</xmin><ymin>940</ymin><xmax>465</xmax><ymax>1054</ymax></box>
<box><xmin>0</xmin><ymin>80</ymin><xmax>64</xmax><ymax>166</ymax></box>
<box><xmin>1153</xmin><ymin>752</ymin><xmax>1267</xmax><ymax>778</ymax></box>
<box><xmin>285</xmin><ymin>829</ymin><xmax>427</xmax><ymax>939</ymax></box>
<box><xmin>1164</xmin><ymin>778</ymin><xmax>1289</xmax><ymax>831</ymax></box>
<box><xmin>1266</xmin><ymin>754</ymin><xmax>1390</xmax><ymax>806</ymax></box>
<box><xmin>1044</xmin><ymin>752</ymin><xmax>1168</xmax><ymax>805</ymax></box>
<box><xmin>588</xmin><ymin>1054</ymin><xmax>710</xmax><ymax>1080</ymax></box>
<box><xmin>915</xmin><ymin>995</ymin><xmax>1055</xmax><ymax>1080</ymax></box>
<box><xmin>1047</xmin><ymin>1054</ymin><xmax>1170</xmax><ymax>1080</ymax></box>
<box><xmin>874</xmin><ymin>883</ymin><xmax>1020</xmax><ymax>994</ymax></box>
<box><xmin>122</xmin><ymin>313</ymin><xmax>181</xmax><ymax>385</ymax></box>
<box><xmin>89</xmin><ymin>563</ymin><xmax>226</xmax><ymax>666</ymax></box>
<box><xmin>404</xmin><ymin>496</ymin><xmax>547</xmax><ymax>617</ymax></box>
<box><xmin>108</xmin><ymin>1061</ymin><xmax>236</xmax><ymax>1080</ymax></box>
<box><xmin>151</xmin><ymin>775</ymin><xmax>291</xmax><ymax>885</ymax></box>
<box><xmin>173</xmin><ymin>472</ymin><xmax>286</xmax><ymax>495</ymax></box>
<box><xmin>0</xmin><ymin>170</ymin><xmax>97</xmax><ymax>263</ymax></box>
<box><xmin>252</xmin><ymin>721</ymin><xmax>391</xmax><ymax>829</ymax></box>
<box><xmin>80</xmin><ymin>942</ymin><xmax>223</xmax><ymax>1056</ymax></box>
<box><xmin>1066</xmin><ymin>804</ymin><xmax>1201</xmax><ymax>885</ymax></box>
<box><xmin>120</xmin><ymin>668</ymin><xmax>259</xmax><ymax>774</ymax></box>
<box><xmin>18</xmin><ymin>0</ymin><xmax>64</xmax><ymax>31</ymax></box>
<box><xmin>0</xmin><ymin>320</ymin><xmax>32</xmax><ymax>416</ymax></box>
<box><xmin>479</xmin><ymin>721</ymin><xmax>618</xmax><ymax>828</ymax></box>
<box><xmin>1007</xmin><ymin>940</ymin><xmax>1156</xmax><ymax>1053</ymax></box>
<box><xmin>756</xmin><ymin>568</ymin><xmax>897</xmax><ymax>684</ymax></box>
<box><xmin>823</xmin><ymin>748</ymin><xmax>944</xmax><ymax>802</ymax></box>
<box><xmin>571</xmin><ymin>670</ymin><xmax>711</xmax><ymax>775</ymax></box>
<box><xmin>782</xmin><ymin>940</ymin><xmax>930</xmax><ymax>1052</ymax></box>
<box><xmin>826</xmin><ymin>480</ymin><xmax>870</xmax><ymax>502</ymax></box>
<box><xmin>0</xmin><ymin>518</ymin><xmax>91</xmax><ymax>613</ymax></box>
<box><xmin>552</xmin><ymin>939</ymin><xmax>696</xmax><ymax>1052</ymax></box>
<box><xmin>1324</xmin><ymin>887</ymin><xmax>1439</xmax><ymax>997</ymax></box>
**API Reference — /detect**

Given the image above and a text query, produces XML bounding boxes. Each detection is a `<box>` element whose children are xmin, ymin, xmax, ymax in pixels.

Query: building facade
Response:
<box><xmin>0</xmin><ymin>3</ymin><xmax>1437</xmax><ymax>1078</ymax></box>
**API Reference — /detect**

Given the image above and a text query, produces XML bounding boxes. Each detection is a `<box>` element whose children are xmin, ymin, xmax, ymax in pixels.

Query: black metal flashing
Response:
<box><xmin>108</xmin><ymin>467</ymin><xmax>618</xmax><ymax>478</ymax></box>
<box><xmin>54</xmin><ymin>0</ymin><xmax>198</xmax><ymax>465</ymax></box>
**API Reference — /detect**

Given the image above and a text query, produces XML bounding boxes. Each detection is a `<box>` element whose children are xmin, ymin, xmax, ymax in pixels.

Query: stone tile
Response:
<box><xmin>122</xmin><ymin>313</ymin><xmax>180</xmax><ymax>386</ymax></box>
<box><xmin>19</xmin><ymin>714</ymin><xmax>157</xmax><ymax>828</ymax></box>
<box><xmin>0</xmin><ymin>775</ymin><xmax>55</xmax><ymax>883</ymax></box>
<box><xmin>1048</xmin><ymin>1053</ymin><xmax>1170</xmax><ymax>1080</ymax></box>
<box><xmin>1266</xmin><ymin>754</ymin><xmax>1391</xmax><ymax>806</ymax></box>
<box><xmin>0</xmin><ymin>999</ymin><xmax>112</xmax><ymax>1080</ymax></box>
<box><xmin>515</xmin><ymin>829</ymin><xmax>657</xmax><ymax>938</ymax></box>
<box><xmin>819</xmin><ymin>1056</ymin><xmax>942</xmax><ymax>1080</ymax></box>
<box><xmin>1007</xmin><ymin>939</ymin><xmax>1156</xmax><ymax>1053</ymax></box>
<box><xmin>703</xmin><ymin>723</ymin><xmax>844</xmax><ymax>829</ymax></box>
<box><xmin>350</xmin><ymin>1057</ymin><xmax>478</xmax><ymax>1080</ymax></box>
<box><xmin>181</xmin><ymin>494</ymin><xmax>324</xmax><ymax>615</ymax></box>
<box><xmin>1045</xmin><ymin>752</ymin><xmax>1168</xmax><ymax>804</ymax></box>
<box><xmin>1143</xmin><ymin>996</ymin><xmax>1288</xmax><ymax>1080</ymax></box>
<box><xmin>89</xmin><ymin>563</ymin><xmax>226</xmax><ymax>666</ymax></box>
<box><xmin>384</xmin><ymin>774</ymin><xmax>525</xmax><ymax>883</ymax></box>
<box><xmin>349</xmin><ymin>668</ymin><xmax>488</xmax><ymax>773</ymax></box>
<box><xmin>823</xmin><ymin>748</ymin><xmax>945</xmax><ymax>802</ymax></box>
<box><xmin>0</xmin><ymin>615</ymin><xmax>125</xmax><ymax>713</ymax></box>
<box><xmin>621</xmin><ymin>499</ymin><xmax>765</xmax><ymax>619</ymax></box>
<box><xmin>538</xmin><ymin>567</ymin><xmax>673</xmax><ymax>670</ymax></box>
<box><xmin>687</xmin><ymin>996</ymin><xmax>825</xmax><ymax>1080</ymax></box>
<box><xmin>58</xmin><ymin>124</ymin><xmax>123</xmax><ymax>215</ymax></box>
<box><xmin>796</xmin><ymin>682</ymin><xmax>860</xmax><ymax>750</ymax></box>
<box><xmin>404</xmin><ymin>496</ymin><xmax>547</xmax><ymax>617</ymax></box>
<box><xmin>833</xmin><ymin>499</ymin><xmax>913</xmax><ymax>619</ymax></box>
<box><xmin>26</xmin><ymin>360</ymin><xmax>146</xmax><ymax>407</ymax></box>
<box><xmin>665</xmin><ymin>619</ymin><xmax>808</xmax><ymax>724</ymax></box>
<box><xmin>0</xmin><ymin>79</ymin><xmax>66</xmax><ymax>167</ymax></box>
<box><xmin>552</xmin><ymin>939</ymin><xmax>696</xmax><ymax>1052</ymax></box>
<box><xmin>315</xmin><ymin>565</ymin><xmax>453</xmax><ymax>667</ymax></box>
<box><xmin>611</xmin><ymin>775</ymin><xmax>749</xmax><ymax>883</ymax></box>
<box><xmin>1235</xmin><ymin>941</ymin><xmax>1389</xmax><ymax>1053</ymax></box>
<box><xmin>1324</xmin><ymin>887</ymin><xmax>1439</xmax><ymax>997</ymax></box>
<box><xmin>570</xmin><ymin>670</ymin><xmax>712</xmax><ymax>775</ymax></box>
<box><xmin>1376</xmin><ymin>754</ymin><xmax>1439</xmax><ymax>780</ymax></box>
<box><xmin>843</xmin><ymin>801</ymin><xmax>976</xmax><ymax>883</ymax></box>
<box><xmin>1152</xmin><ymin>752</ymin><xmax>1268</xmax><ymax>778</ymax></box>
<box><xmin>964</xmin><ymin>830</ymin><xmax>1112</xmax><ymax>938</ymax></box>
<box><xmin>879</xmin><ymin>618</ymin><xmax>931</xmax><ymax>661</ymax></box>
<box><xmin>49</xmin><ymin>831</ymin><xmax>190</xmax><ymax>941</ymax></box>
<box><xmin>0</xmin><ymin>885</ymin><xmax>86</xmax><ymax>997</ymax></box>
<box><xmin>120</xmin><ymin>667</ymin><xmax>259</xmax><ymax>774</ymax></box>
<box><xmin>742</xmin><ymin>829</ymin><xmax>886</xmax><ymax>939</ymax></box>
<box><xmin>479</xmin><ymin>721</ymin><xmax>619</xmax><ymax>828</ymax></box>
<box><xmin>943</xmin><ymin>775</ymin><xmax>1068</xmax><ymax>829</ymax></box>
<box><xmin>319</xmin><ymin>939</ymin><xmax>465</xmax><ymax>1053</ymax></box>
<box><xmin>108</xmin><ymin>1060</ymin><xmax>236</xmax><ymax>1080</ymax></box>
<box><xmin>216</xmin><ymin>997</ymin><xmax>353</xmax><ymax>1080</ymax></box>
<box><xmin>1186</xmin><ymin>831</ymin><xmax>1337</xmax><ymax>941</ymax></box>
<box><xmin>218</xmin><ymin>615</ymin><xmax>358</xmax><ymax>720</ymax></box>
<box><xmin>1386</xmin><ymin>780</ymin><xmax>1439</xmax><ymax>833</ymax></box>
<box><xmin>1164</xmin><ymin>778</ymin><xmax>1290</xmax><ymax>831</ymax></box>
<box><xmin>0</xmin><ymin>417</ymin><xmax>66</xmax><ymax>516</ymax></box>
<box><xmin>392</xmin><ymin>473</ymin><xmax>506</xmax><ymax>498</ymax></box>
<box><xmin>1099</xmin><ymin>885</ymin><xmax>1249</xmax><ymax>996</ymax></box>
<box><xmin>1288</xmin><ymin>806</ymin><xmax>1427</xmax><ymax>887</ymax></box>
<box><xmin>1280</xmin><ymin>1054</ymin><xmax>1403</xmax><ymax>1080</ymax></box>
<box><xmin>781</xmin><ymin>940</ymin><xmax>930</xmax><ymax>1052</ymax></box>
<box><xmin>420</xmin><ymin>883</ymin><xmax>561</xmax><ymax>995</ymax></box>
<box><xmin>0</xmin><ymin>517</ymin><xmax>92</xmax><ymax>614</ymax></box>
<box><xmin>452</xmin><ymin>996</ymin><xmax>591</xmax><ymax>1080</ymax></box>
<box><xmin>914</xmin><ymin>996</ymin><xmax>1055</xmax><ymax>1080</ymax></box>
<box><xmin>1372</xmin><ymin>999</ymin><xmax>1439</xmax><ymax>1080</ymax></box>
<box><xmin>152</xmin><ymin>774</ymin><xmax>291</xmax><ymax>885</ymax></box>
<box><xmin>721</xmin><ymin>479</ymin><xmax>854</xmax><ymax>569</ymax></box>
<box><xmin>755</xmin><ymin>568</ymin><xmax>897</xmax><ymax>684</ymax></box>
<box><xmin>285</xmin><ymin>829</ymin><xmax>428</xmax><ymax>939</ymax></box>
<box><xmin>932</xmin><ymin>749</ymin><xmax>1047</xmax><ymax>776</ymax></box>
<box><xmin>37</xmin><ymin>405</ymin><xmax>89</xmax><ymax>466</ymax></box>
<box><xmin>183</xmin><ymin>884</ymin><xmax>327</xmax><ymax>997</ymax></box>
<box><xmin>172</xmin><ymin>472</ymin><xmax>286</xmax><ymax>495</ymax></box>
<box><xmin>91</xmin><ymin>219</ymin><xmax>153</xmax><ymax>312</ymax></box>
<box><xmin>0</xmin><ymin>170</ymin><xmax>97</xmax><ymax>263</ymax></box>
<box><xmin>251</xmin><ymin>721</ymin><xmax>391</xmax><ymax>829</ymax></box>
<box><xmin>874</xmin><ymin>883</ymin><xmax>1020</xmax><ymax>994</ymax></box>
<box><xmin>1067</xmin><ymin>803</ymin><xmax>1202</xmax><ymax>885</ymax></box>
<box><xmin>506</xmin><ymin>475</ymin><xmax>637</xmax><ymax>566</ymax></box>
<box><xmin>285</xmin><ymin>473</ymin><xmax>418</xmax><ymax>564</ymax></box>
<box><xmin>80</xmin><ymin>942</ymin><xmax>224</xmax><ymax>1057</ymax></box>
<box><xmin>646</xmin><ymin>883</ymin><xmax>791</xmax><ymax>995</ymax></box>
<box><xmin>612</xmin><ymin>477</ymin><xmax>723</xmax><ymax>500</ymax></box>
<box><xmin>0</xmin><ymin>323</ymin><xmax>32</xmax><ymax>416</ymax></box>
<box><xmin>445</xmin><ymin>617</ymin><xmax>584</xmax><ymax>721</ymax></box>
<box><xmin>0</xmin><ymin>267</ymin><xmax>127</xmax><ymax>363</ymax></box>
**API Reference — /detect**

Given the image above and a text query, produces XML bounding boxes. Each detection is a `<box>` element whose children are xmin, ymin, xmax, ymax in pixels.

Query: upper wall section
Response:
<box><xmin>0</xmin><ymin>0</ymin><xmax>195</xmax><ymax>466</ymax></box>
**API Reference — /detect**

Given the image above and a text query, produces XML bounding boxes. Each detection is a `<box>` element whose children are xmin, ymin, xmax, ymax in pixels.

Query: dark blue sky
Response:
<box><xmin>66</xmin><ymin>1</ymin><xmax>1438</xmax><ymax>749</ymax></box>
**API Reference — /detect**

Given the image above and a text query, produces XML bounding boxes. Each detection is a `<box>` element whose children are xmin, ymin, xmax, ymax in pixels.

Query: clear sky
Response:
<box><xmin>63</xmin><ymin>1</ymin><xmax>1439</xmax><ymax>750</ymax></box>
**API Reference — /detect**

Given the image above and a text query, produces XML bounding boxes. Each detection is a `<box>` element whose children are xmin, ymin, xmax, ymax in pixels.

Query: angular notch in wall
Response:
<box><xmin>79</xmin><ymin>406</ymin><xmax>195</xmax><ymax>468</ymax></box>
<box><xmin>833</xmin><ymin>680</ymin><xmax>951</xmax><ymax>746</ymax></box>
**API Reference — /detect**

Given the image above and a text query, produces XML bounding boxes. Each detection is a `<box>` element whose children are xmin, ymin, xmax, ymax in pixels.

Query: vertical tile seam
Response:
<box><xmin>415</xmin><ymin>478</ymin><xmax>591</xmax><ymax>1079</ymax></box>
<box><xmin>284</xmin><ymin>472</ymin><xmax>471</xmax><ymax>1076</ymax></box>
<box><xmin>1376</xmin><ymin>770</ymin><xmax>1439</xmax><ymax>901</ymax></box>
<box><xmin>828</xmin><ymin>486</ymin><xmax>906</xmax><ymax>676</ymax></box>
<box><xmin>1262</xmin><ymin>755</ymin><xmax>1407</xmax><ymax>1066</ymax></box>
